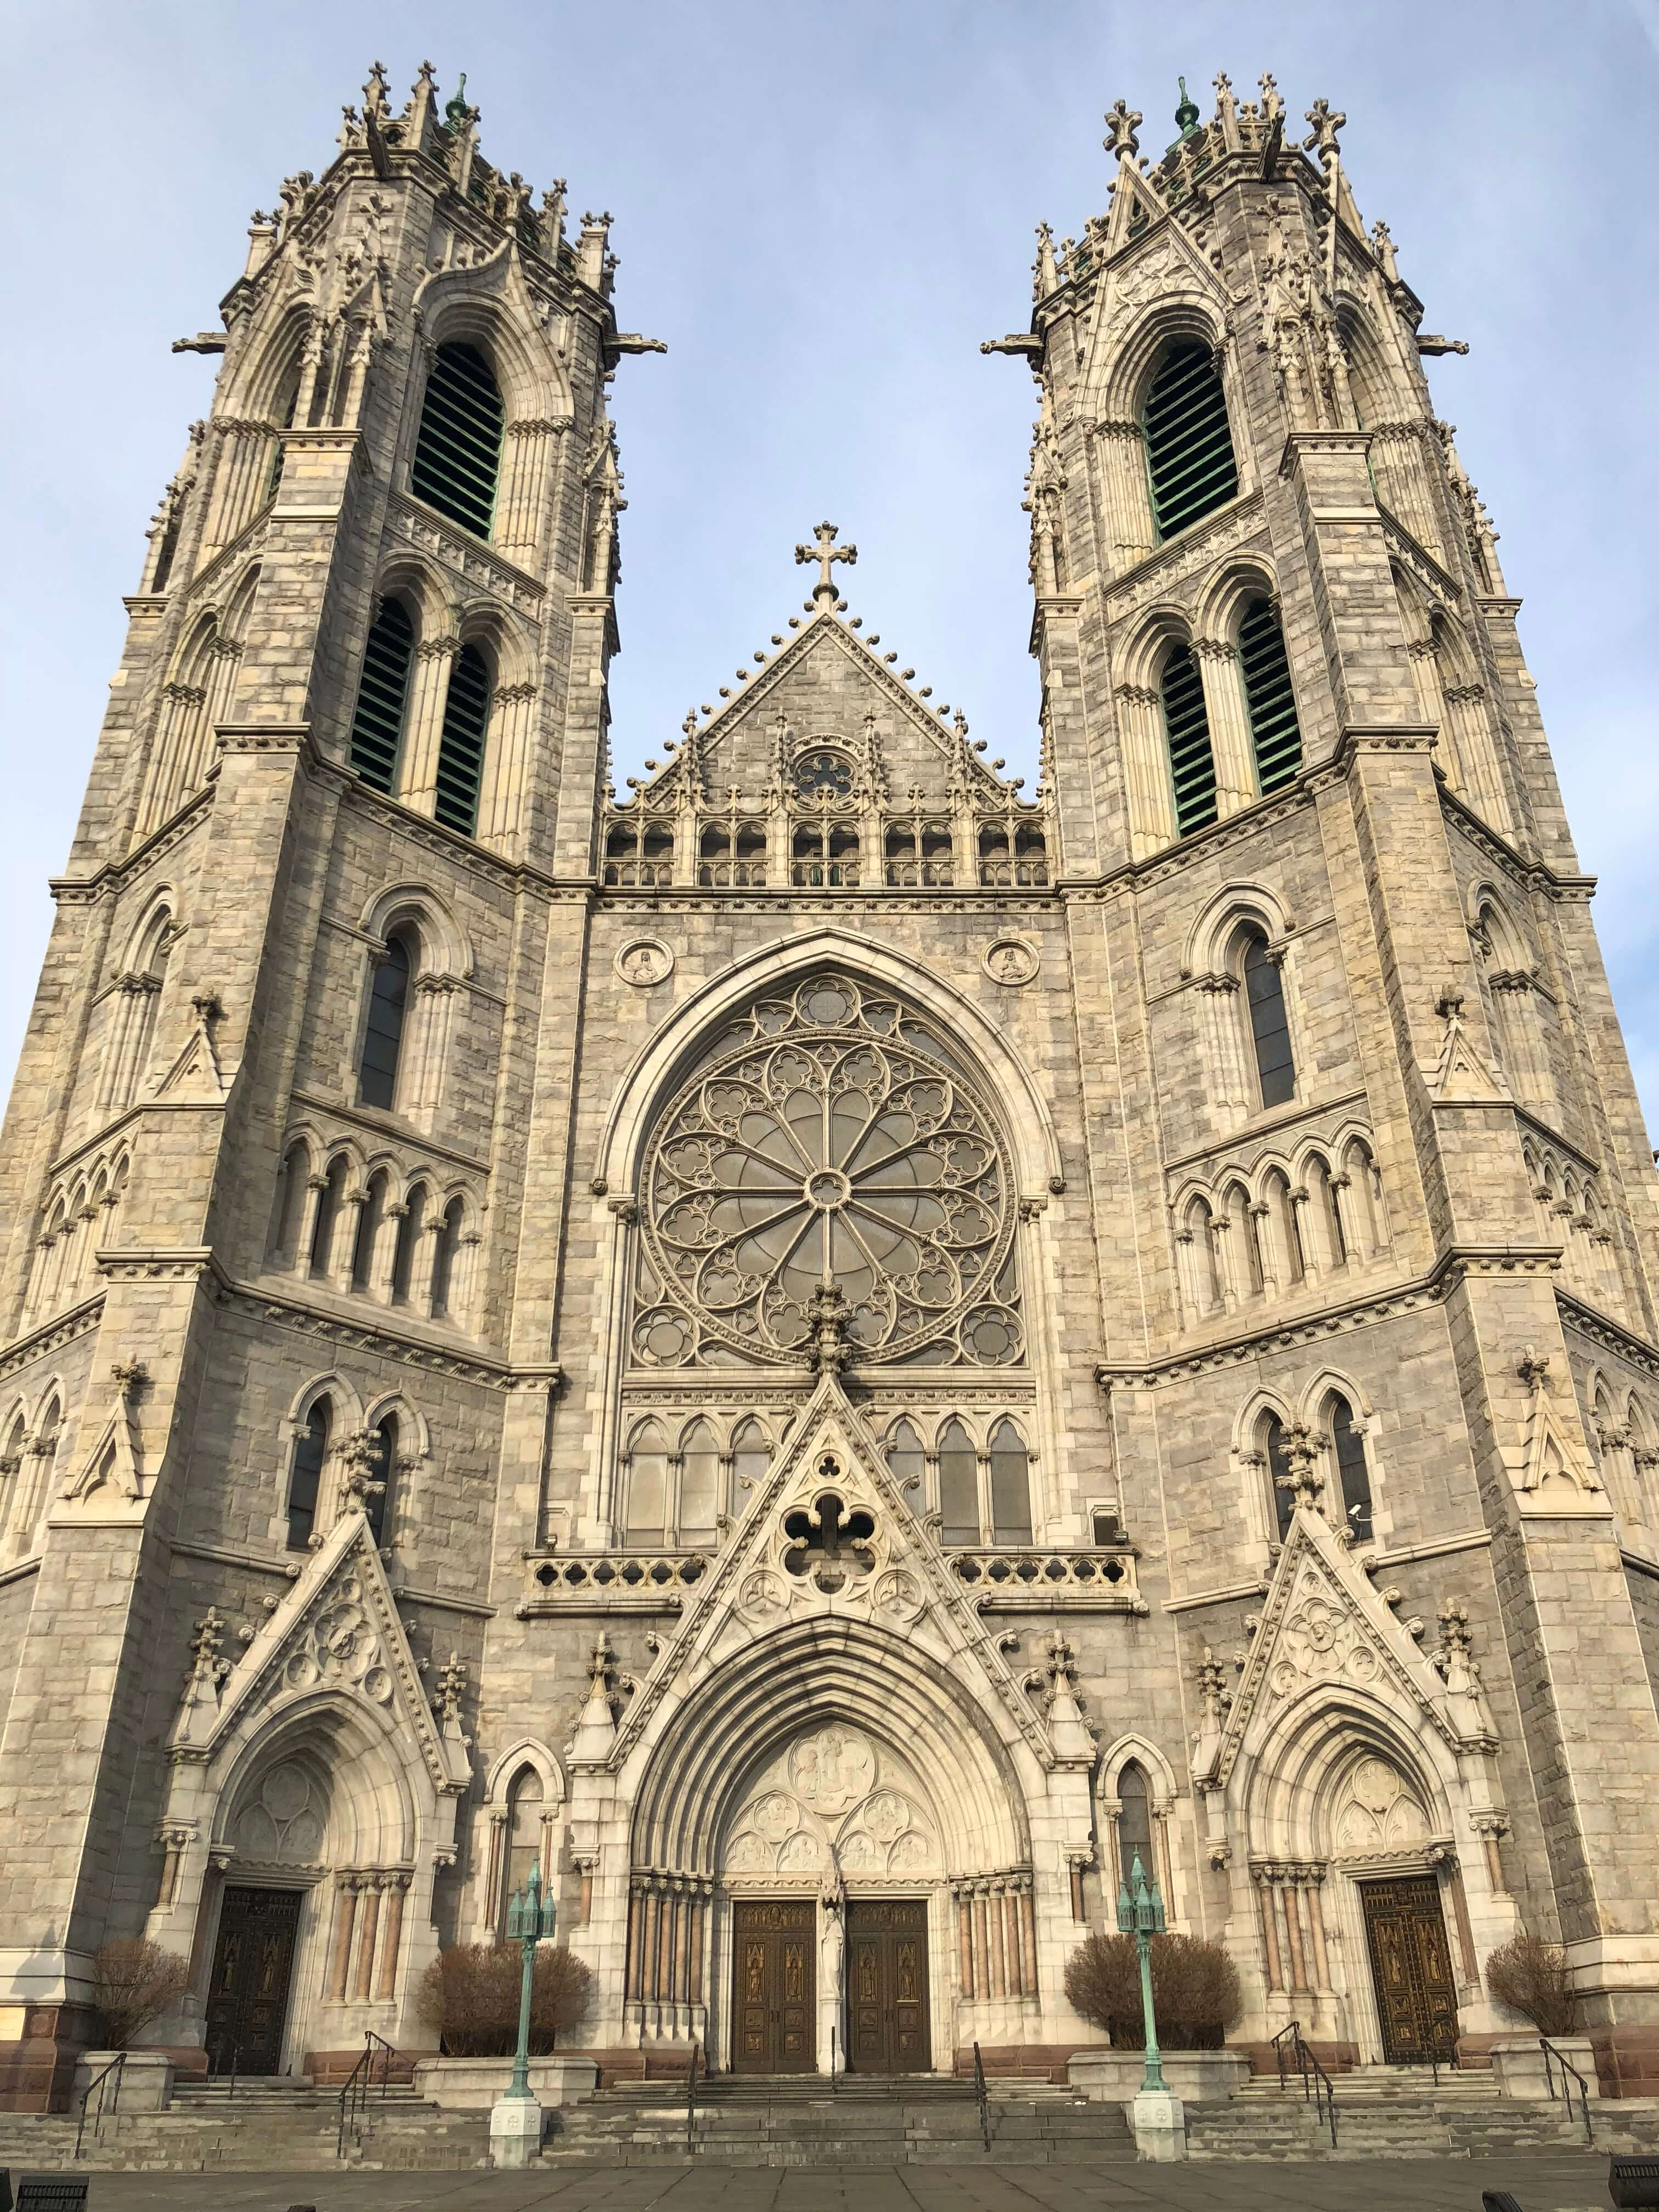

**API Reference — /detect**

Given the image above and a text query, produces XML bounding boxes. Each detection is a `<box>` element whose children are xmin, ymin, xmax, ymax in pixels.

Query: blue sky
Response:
<box><xmin>3</xmin><ymin>0</ymin><xmax>1656</xmax><ymax>1132</ymax></box>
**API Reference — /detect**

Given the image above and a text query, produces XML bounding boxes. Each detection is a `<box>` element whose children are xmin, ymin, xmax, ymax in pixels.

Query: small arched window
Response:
<box><xmin>730</xmin><ymin>1418</ymin><xmax>772</xmax><ymax>1519</ymax></box>
<box><xmin>988</xmin><ymin>1418</ymin><xmax>1033</xmax><ymax>1543</ymax></box>
<box><xmin>1161</xmin><ymin>642</ymin><xmax>1218</xmax><ymax>836</ymax></box>
<box><xmin>885</xmin><ymin>1419</ymin><xmax>925</xmax><ymax>1496</ymax></box>
<box><xmin>1263</xmin><ymin>1413</ymin><xmax>1294</xmax><ymax>1543</ymax></box>
<box><xmin>625</xmin><ymin>1422</ymin><xmax>669</xmax><ymax>1545</ymax></box>
<box><xmin>352</xmin><ymin>1170</ymin><xmax>391</xmax><ymax>1293</ymax></box>
<box><xmin>365</xmin><ymin>1410</ymin><xmax>398</xmax><ymax>1548</ymax></box>
<box><xmin>1238</xmin><ymin>597</ymin><xmax>1302</xmax><ymax>793</ymax></box>
<box><xmin>1330</xmin><ymin>1396</ymin><xmax>1373</xmax><ymax>1544</ymax></box>
<box><xmin>270</xmin><ymin>1140</ymin><xmax>311</xmax><ymax>1265</ymax></box>
<box><xmin>392</xmin><ymin>1182</ymin><xmax>426</xmax><ymax>1304</ymax></box>
<box><xmin>309</xmin><ymin>1154</ymin><xmax>349</xmax><ymax>1277</ymax></box>
<box><xmin>286</xmin><ymin>1399</ymin><xmax>331</xmax><ymax>1551</ymax></box>
<box><xmin>502</xmin><ymin>1767</ymin><xmax>544</xmax><ymax>1927</ymax></box>
<box><xmin>1242</xmin><ymin>932</ymin><xmax>1295</xmax><ymax>1108</ymax></box>
<box><xmin>1116</xmin><ymin>1760</ymin><xmax>1155</xmax><ymax>1887</ymax></box>
<box><xmin>411</xmin><ymin>341</ymin><xmax>505</xmax><ymax>540</ymax></box>
<box><xmin>359</xmin><ymin>932</ymin><xmax>414</xmax><ymax>1111</ymax></box>
<box><xmin>349</xmin><ymin>598</ymin><xmax>416</xmax><ymax>795</ymax></box>
<box><xmin>430</xmin><ymin>1197</ymin><xmax>465</xmax><ymax>1319</ymax></box>
<box><xmin>938</xmin><ymin>1418</ymin><xmax>978</xmax><ymax>1546</ymax></box>
<box><xmin>1143</xmin><ymin>342</ymin><xmax>1239</xmax><ymax>540</ymax></box>
<box><xmin>679</xmin><ymin>1419</ymin><xmax>720</xmax><ymax>1545</ymax></box>
<box><xmin>435</xmin><ymin>643</ymin><xmax>492</xmax><ymax>837</ymax></box>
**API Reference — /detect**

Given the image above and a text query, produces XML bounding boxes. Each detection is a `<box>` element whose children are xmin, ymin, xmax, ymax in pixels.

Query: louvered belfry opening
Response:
<box><xmin>349</xmin><ymin>599</ymin><xmax>415</xmax><ymax>794</ymax></box>
<box><xmin>435</xmin><ymin>642</ymin><xmax>492</xmax><ymax>835</ymax></box>
<box><xmin>411</xmin><ymin>341</ymin><xmax>505</xmax><ymax>539</ymax></box>
<box><xmin>1143</xmin><ymin>341</ymin><xmax>1239</xmax><ymax>540</ymax></box>
<box><xmin>1239</xmin><ymin>597</ymin><xmax>1302</xmax><ymax>793</ymax></box>
<box><xmin>1161</xmin><ymin>641</ymin><xmax>1218</xmax><ymax>836</ymax></box>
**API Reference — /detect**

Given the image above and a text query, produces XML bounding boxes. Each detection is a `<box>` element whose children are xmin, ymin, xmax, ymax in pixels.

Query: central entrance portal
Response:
<box><xmin>204</xmin><ymin>1885</ymin><xmax>302</xmax><ymax>2075</ymax></box>
<box><xmin>846</xmin><ymin>1898</ymin><xmax>930</xmax><ymax>2073</ymax></box>
<box><xmin>731</xmin><ymin>1898</ymin><xmax>816</xmax><ymax>2073</ymax></box>
<box><xmin>1360</xmin><ymin>1875</ymin><xmax>1458</xmax><ymax>2063</ymax></box>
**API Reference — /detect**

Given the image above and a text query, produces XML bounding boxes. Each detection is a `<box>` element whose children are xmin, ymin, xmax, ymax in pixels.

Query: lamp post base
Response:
<box><xmin>490</xmin><ymin>2094</ymin><xmax>546</xmax><ymax>2168</ymax></box>
<box><xmin>1130</xmin><ymin>2085</ymin><xmax>1186</xmax><ymax>2162</ymax></box>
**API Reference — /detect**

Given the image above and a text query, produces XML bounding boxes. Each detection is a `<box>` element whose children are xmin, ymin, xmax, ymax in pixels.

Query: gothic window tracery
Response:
<box><xmin>884</xmin><ymin>820</ymin><xmax>954</xmax><ymax>888</ymax></box>
<box><xmin>791</xmin><ymin>821</ymin><xmax>860</xmax><ymax>887</ymax></box>
<box><xmin>606</xmin><ymin>816</ymin><xmax>673</xmax><ymax>887</ymax></box>
<box><xmin>698</xmin><ymin>820</ymin><xmax>767</xmax><ymax>888</ymax></box>
<box><xmin>1329</xmin><ymin>1395</ymin><xmax>1374</xmax><ymax>1544</ymax></box>
<box><xmin>977</xmin><ymin>819</ymin><xmax>1048</xmax><ymax>888</ymax></box>
<box><xmin>1240</xmin><ymin>930</ymin><xmax>1295</xmax><ymax>1108</ymax></box>
<box><xmin>631</xmin><ymin>975</ymin><xmax>1020</xmax><ymax>1370</ymax></box>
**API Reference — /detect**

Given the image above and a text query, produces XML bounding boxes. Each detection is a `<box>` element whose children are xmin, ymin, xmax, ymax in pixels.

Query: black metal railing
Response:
<box><xmin>685</xmin><ymin>2039</ymin><xmax>699</xmax><ymax>2155</ymax></box>
<box><xmin>1539</xmin><ymin>2032</ymin><xmax>1593</xmax><ymax>2143</ymax></box>
<box><xmin>972</xmin><ymin>2040</ymin><xmax>992</xmax><ymax>2153</ymax></box>
<box><xmin>1271</xmin><ymin>2018</ymin><xmax>1337</xmax><ymax>2149</ymax></box>
<box><xmin>206</xmin><ymin>2037</ymin><xmax>241</xmax><ymax>2099</ymax></box>
<box><xmin>74</xmin><ymin>2051</ymin><xmax>127</xmax><ymax>2159</ymax></box>
<box><xmin>336</xmin><ymin>2028</ymin><xmax>398</xmax><ymax>2158</ymax></box>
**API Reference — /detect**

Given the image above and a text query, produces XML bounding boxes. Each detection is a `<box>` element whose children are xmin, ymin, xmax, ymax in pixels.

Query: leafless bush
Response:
<box><xmin>415</xmin><ymin>1943</ymin><xmax>595</xmax><ymax>2057</ymax></box>
<box><xmin>1064</xmin><ymin>1931</ymin><xmax>1242</xmax><ymax>2050</ymax></box>
<box><xmin>1485</xmin><ymin>1931</ymin><xmax>1576</xmax><ymax>2037</ymax></box>
<box><xmin>92</xmin><ymin>1938</ymin><xmax>194</xmax><ymax>2049</ymax></box>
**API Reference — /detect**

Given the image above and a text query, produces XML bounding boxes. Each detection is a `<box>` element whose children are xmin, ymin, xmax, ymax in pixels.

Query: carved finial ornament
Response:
<box><xmin>794</xmin><ymin>521</ymin><xmax>857</xmax><ymax>603</ymax></box>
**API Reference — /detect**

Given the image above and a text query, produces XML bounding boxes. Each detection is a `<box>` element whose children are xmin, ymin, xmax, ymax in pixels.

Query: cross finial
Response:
<box><xmin>794</xmin><ymin>521</ymin><xmax>857</xmax><ymax>603</ymax></box>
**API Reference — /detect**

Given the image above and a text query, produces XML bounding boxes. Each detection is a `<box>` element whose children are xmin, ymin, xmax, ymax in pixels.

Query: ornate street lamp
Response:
<box><xmin>1116</xmin><ymin>1850</ymin><xmax>1167</xmax><ymax>2094</ymax></box>
<box><xmin>504</xmin><ymin>1864</ymin><xmax>556</xmax><ymax>2102</ymax></box>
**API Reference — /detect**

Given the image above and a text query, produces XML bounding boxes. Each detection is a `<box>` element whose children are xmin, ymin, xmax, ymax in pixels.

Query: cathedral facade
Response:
<box><xmin>2</xmin><ymin>61</ymin><xmax>1658</xmax><ymax>2110</ymax></box>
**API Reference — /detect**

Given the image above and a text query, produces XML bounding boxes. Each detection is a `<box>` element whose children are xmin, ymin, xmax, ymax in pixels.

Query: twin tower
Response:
<box><xmin>1</xmin><ymin>63</ymin><xmax>1657</xmax><ymax>2108</ymax></box>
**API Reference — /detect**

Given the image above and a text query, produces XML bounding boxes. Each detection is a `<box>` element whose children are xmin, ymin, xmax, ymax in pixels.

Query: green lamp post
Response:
<box><xmin>504</xmin><ymin>1864</ymin><xmax>556</xmax><ymax>2101</ymax></box>
<box><xmin>1116</xmin><ymin>1851</ymin><xmax>1167</xmax><ymax>2094</ymax></box>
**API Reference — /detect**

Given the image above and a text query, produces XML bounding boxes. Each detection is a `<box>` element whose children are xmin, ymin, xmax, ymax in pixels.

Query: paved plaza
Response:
<box><xmin>0</xmin><ymin>2159</ymin><xmax>1619</xmax><ymax>2212</ymax></box>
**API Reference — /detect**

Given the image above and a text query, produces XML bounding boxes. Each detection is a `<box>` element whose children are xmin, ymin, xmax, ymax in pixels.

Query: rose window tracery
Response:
<box><xmin>633</xmin><ymin>976</ymin><xmax>1021</xmax><ymax>1368</ymax></box>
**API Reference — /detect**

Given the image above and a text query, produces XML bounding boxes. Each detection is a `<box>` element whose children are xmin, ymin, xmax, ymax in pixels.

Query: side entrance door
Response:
<box><xmin>1359</xmin><ymin>1875</ymin><xmax>1459</xmax><ymax>2064</ymax></box>
<box><xmin>204</xmin><ymin>1886</ymin><xmax>303</xmax><ymax>2075</ymax></box>
<box><xmin>730</xmin><ymin>1899</ymin><xmax>816</xmax><ymax>2074</ymax></box>
<box><xmin>846</xmin><ymin>1899</ymin><xmax>930</xmax><ymax>2074</ymax></box>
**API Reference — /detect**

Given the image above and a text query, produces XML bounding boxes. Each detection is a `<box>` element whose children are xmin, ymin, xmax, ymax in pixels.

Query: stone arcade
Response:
<box><xmin>2</xmin><ymin>61</ymin><xmax>1658</xmax><ymax>2112</ymax></box>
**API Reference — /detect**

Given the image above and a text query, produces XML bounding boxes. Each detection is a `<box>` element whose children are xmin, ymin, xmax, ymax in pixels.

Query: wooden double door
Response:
<box><xmin>846</xmin><ymin>1899</ymin><xmax>930</xmax><ymax>2074</ymax></box>
<box><xmin>205</xmin><ymin>1886</ymin><xmax>302</xmax><ymax>2075</ymax></box>
<box><xmin>731</xmin><ymin>1899</ymin><xmax>816</xmax><ymax>2073</ymax></box>
<box><xmin>1360</xmin><ymin>1876</ymin><xmax>1459</xmax><ymax>2064</ymax></box>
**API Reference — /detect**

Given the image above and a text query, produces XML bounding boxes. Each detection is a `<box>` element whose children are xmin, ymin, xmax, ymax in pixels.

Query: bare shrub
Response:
<box><xmin>92</xmin><ymin>1938</ymin><xmax>194</xmax><ymax>2049</ymax></box>
<box><xmin>415</xmin><ymin>1943</ymin><xmax>595</xmax><ymax>2057</ymax></box>
<box><xmin>1485</xmin><ymin>1931</ymin><xmax>1576</xmax><ymax>2038</ymax></box>
<box><xmin>1064</xmin><ymin>1932</ymin><xmax>1242</xmax><ymax>2050</ymax></box>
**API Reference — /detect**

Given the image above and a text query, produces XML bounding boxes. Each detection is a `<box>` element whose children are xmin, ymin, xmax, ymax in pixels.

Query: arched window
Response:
<box><xmin>352</xmin><ymin>1170</ymin><xmax>391</xmax><ymax>1293</ymax></box>
<box><xmin>1263</xmin><ymin>1413</ymin><xmax>1294</xmax><ymax>1543</ymax></box>
<box><xmin>1242</xmin><ymin>932</ymin><xmax>1295</xmax><ymax>1108</ymax></box>
<box><xmin>624</xmin><ymin>1422</ymin><xmax>669</xmax><ymax>1545</ymax></box>
<box><xmin>365</xmin><ymin>1410</ymin><xmax>398</xmax><ymax>1548</ymax></box>
<box><xmin>730</xmin><ymin>1418</ymin><xmax>772</xmax><ymax>1519</ymax></box>
<box><xmin>501</xmin><ymin>1767</ymin><xmax>544</xmax><ymax>1927</ymax></box>
<box><xmin>411</xmin><ymin>341</ymin><xmax>504</xmax><ymax>539</ymax></box>
<box><xmin>0</xmin><ymin>1410</ymin><xmax>27</xmax><ymax>1551</ymax></box>
<box><xmin>1238</xmin><ymin>597</ymin><xmax>1302</xmax><ymax>793</ymax></box>
<box><xmin>679</xmin><ymin>1419</ymin><xmax>720</xmax><ymax>1545</ymax></box>
<box><xmin>1161</xmin><ymin>642</ymin><xmax>1218</xmax><ymax>836</ymax></box>
<box><xmin>1330</xmin><ymin>1396</ymin><xmax>1373</xmax><ymax>1544</ymax></box>
<box><xmin>349</xmin><ymin>599</ymin><xmax>415</xmax><ymax>794</ymax></box>
<box><xmin>435</xmin><ymin>643</ymin><xmax>492</xmax><ymax>836</ymax></box>
<box><xmin>14</xmin><ymin>1398</ymin><xmax>61</xmax><ymax>1553</ymax></box>
<box><xmin>1143</xmin><ymin>342</ymin><xmax>1239</xmax><ymax>540</ymax></box>
<box><xmin>392</xmin><ymin>1182</ymin><xmax>426</xmax><ymax>1304</ymax></box>
<box><xmin>988</xmin><ymin>1418</ymin><xmax>1033</xmax><ymax>1543</ymax></box>
<box><xmin>286</xmin><ymin>1399</ymin><xmax>331</xmax><ymax>1550</ymax></box>
<box><xmin>430</xmin><ymin>1197</ymin><xmax>465</xmax><ymax>1319</ymax></box>
<box><xmin>1116</xmin><ymin>1760</ymin><xmax>1154</xmax><ymax>1886</ymax></box>
<box><xmin>360</xmin><ymin>933</ymin><xmax>413</xmax><ymax>1111</ymax></box>
<box><xmin>791</xmin><ymin>822</ymin><xmax>860</xmax><ymax>887</ymax></box>
<box><xmin>938</xmin><ymin>1418</ymin><xmax>978</xmax><ymax>1546</ymax></box>
<box><xmin>885</xmin><ymin>1418</ymin><xmax>925</xmax><ymax>1496</ymax></box>
<box><xmin>270</xmin><ymin>1140</ymin><xmax>311</xmax><ymax>1265</ymax></box>
<box><xmin>309</xmin><ymin>1155</ymin><xmax>348</xmax><ymax>1277</ymax></box>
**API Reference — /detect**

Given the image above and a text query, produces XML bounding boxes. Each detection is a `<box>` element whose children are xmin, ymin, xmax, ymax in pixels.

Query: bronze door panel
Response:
<box><xmin>204</xmin><ymin>1886</ymin><xmax>302</xmax><ymax>2076</ymax></box>
<box><xmin>1360</xmin><ymin>1876</ymin><xmax>1458</xmax><ymax>2064</ymax></box>
<box><xmin>845</xmin><ymin>1899</ymin><xmax>930</xmax><ymax>2074</ymax></box>
<box><xmin>730</xmin><ymin>1900</ymin><xmax>816</xmax><ymax>2074</ymax></box>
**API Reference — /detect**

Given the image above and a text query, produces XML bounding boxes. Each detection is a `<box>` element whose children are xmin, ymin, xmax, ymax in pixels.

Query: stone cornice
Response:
<box><xmin>0</xmin><ymin>1293</ymin><xmax>106</xmax><ymax>1380</ymax></box>
<box><xmin>1557</xmin><ymin>1294</ymin><xmax>1659</xmax><ymax>1380</ymax></box>
<box><xmin>1102</xmin><ymin>490</ymin><xmax>1266</xmax><ymax>620</ymax></box>
<box><xmin>286</xmin><ymin>1092</ymin><xmax>493</xmax><ymax>1178</ymax></box>
<box><xmin>385</xmin><ymin>492</ymin><xmax>546</xmax><ymax>614</ymax></box>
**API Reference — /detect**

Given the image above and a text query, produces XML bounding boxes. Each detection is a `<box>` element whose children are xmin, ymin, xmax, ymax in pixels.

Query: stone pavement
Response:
<box><xmin>0</xmin><ymin>2157</ymin><xmax>1616</xmax><ymax>2211</ymax></box>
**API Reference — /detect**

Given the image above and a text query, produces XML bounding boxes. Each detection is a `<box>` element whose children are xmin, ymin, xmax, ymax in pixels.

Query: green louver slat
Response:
<box><xmin>411</xmin><ymin>342</ymin><xmax>504</xmax><ymax>540</ymax></box>
<box><xmin>1144</xmin><ymin>342</ymin><xmax>1239</xmax><ymax>540</ymax></box>
<box><xmin>1162</xmin><ymin>644</ymin><xmax>1218</xmax><ymax>836</ymax></box>
<box><xmin>434</xmin><ymin>643</ymin><xmax>492</xmax><ymax>835</ymax></box>
<box><xmin>1238</xmin><ymin>597</ymin><xmax>1303</xmax><ymax>793</ymax></box>
<box><xmin>348</xmin><ymin>599</ymin><xmax>415</xmax><ymax>794</ymax></box>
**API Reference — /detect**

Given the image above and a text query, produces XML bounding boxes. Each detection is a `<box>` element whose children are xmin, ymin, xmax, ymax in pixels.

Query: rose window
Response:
<box><xmin>633</xmin><ymin>975</ymin><xmax>1021</xmax><ymax>1367</ymax></box>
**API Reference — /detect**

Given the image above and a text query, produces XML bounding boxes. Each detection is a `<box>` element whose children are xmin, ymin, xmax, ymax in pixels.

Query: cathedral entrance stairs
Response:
<box><xmin>1189</xmin><ymin>2066</ymin><xmax>1659</xmax><ymax>2160</ymax></box>
<box><xmin>541</xmin><ymin>2075</ymin><xmax>1136</xmax><ymax>2164</ymax></box>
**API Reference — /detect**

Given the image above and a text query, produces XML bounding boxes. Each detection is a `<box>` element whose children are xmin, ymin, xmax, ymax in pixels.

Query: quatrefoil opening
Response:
<box><xmin>782</xmin><ymin>1489</ymin><xmax>876</xmax><ymax>1593</ymax></box>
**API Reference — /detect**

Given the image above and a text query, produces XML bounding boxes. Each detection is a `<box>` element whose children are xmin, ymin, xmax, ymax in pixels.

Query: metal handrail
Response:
<box><xmin>74</xmin><ymin>2050</ymin><xmax>126</xmax><ymax>2159</ymax></box>
<box><xmin>1539</xmin><ymin>2032</ymin><xmax>1593</xmax><ymax>2143</ymax></box>
<box><xmin>972</xmin><ymin>2040</ymin><xmax>991</xmax><ymax>2154</ymax></box>
<box><xmin>336</xmin><ymin>2028</ymin><xmax>398</xmax><ymax>2158</ymax></box>
<box><xmin>685</xmin><ymin>2039</ymin><xmax>699</xmax><ymax>2155</ymax></box>
<box><xmin>1269</xmin><ymin>2018</ymin><xmax>1337</xmax><ymax>2149</ymax></box>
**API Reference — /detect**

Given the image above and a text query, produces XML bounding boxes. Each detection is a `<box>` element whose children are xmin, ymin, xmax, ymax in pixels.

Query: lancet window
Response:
<box><xmin>884</xmin><ymin>820</ymin><xmax>954</xmax><ymax>888</ymax></box>
<box><xmin>1238</xmin><ymin>597</ymin><xmax>1302</xmax><ymax>792</ymax></box>
<box><xmin>411</xmin><ymin>342</ymin><xmax>505</xmax><ymax>540</ymax></box>
<box><xmin>1162</xmin><ymin>640</ymin><xmax>1218</xmax><ymax>836</ymax></box>
<box><xmin>884</xmin><ymin>1410</ymin><xmax>1036</xmax><ymax>1545</ymax></box>
<box><xmin>434</xmin><ymin>642</ymin><xmax>492</xmax><ymax>836</ymax></box>
<box><xmin>1242</xmin><ymin>932</ymin><xmax>1295</xmax><ymax>1108</ymax></box>
<box><xmin>349</xmin><ymin>598</ymin><xmax>416</xmax><ymax>795</ymax></box>
<box><xmin>1143</xmin><ymin>342</ymin><xmax>1239</xmax><ymax>540</ymax></box>
<box><xmin>698</xmin><ymin>820</ymin><xmax>767</xmax><ymax>888</ymax></box>
<box><xmin>359</xmin><ymin>930</ymin><xmax>414</xmax><ymax>1111</ymax></box>
<box><xmin>1330</xmin><ymin>1395</ymin><xmax>1373</xmax><ymax>1544</ymax></box>
<box><xmin>286</xmin><ymin>1398</ymin><xmax>331</xmax><ymax>1550</ymax></box>
<box><xmin>791</xmin><ymin>821</ymin><xmax>861</xmax><ymax>887</ymax></box>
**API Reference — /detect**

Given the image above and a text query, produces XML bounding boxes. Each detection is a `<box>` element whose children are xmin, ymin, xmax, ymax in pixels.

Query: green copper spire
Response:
<box><xmin>444</xmin><ymin>72</ymin><xmax>470</xmax><ymax>132</ymax></box>
<box><xmin>1174</xmin><ymin>76</ymin><xmax>1200</xmax><ymax>139</ymax></box>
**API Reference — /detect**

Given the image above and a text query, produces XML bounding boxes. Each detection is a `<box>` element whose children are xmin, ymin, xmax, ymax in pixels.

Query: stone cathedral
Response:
<box><xmin>1</xmin><ymin>58</ymin><xmax>1657</xmax><ymax>2113</ymax></box>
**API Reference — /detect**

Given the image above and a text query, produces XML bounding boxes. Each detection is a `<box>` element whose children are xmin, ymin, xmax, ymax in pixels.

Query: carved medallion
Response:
<box><xmin>615</xmin><ymin>938</ymin><xmax>675</xmax><ymax>988</ymax></box>
<box><xmin>983</xmin><ymin>937</ymin><xmax>1040</xmax><ymax>986</ymax></box>
<box><xmin>788</xmin><ymin>1724</ymin><xmax>875</xmax><ymax>1814</ymax></box>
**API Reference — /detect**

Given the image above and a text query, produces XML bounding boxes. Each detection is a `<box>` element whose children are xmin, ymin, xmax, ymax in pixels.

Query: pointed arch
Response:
<box><xmin>1142</xmin><ymin>340</ymin><xmax>1240</xmax><ymax>540</ymax></box>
